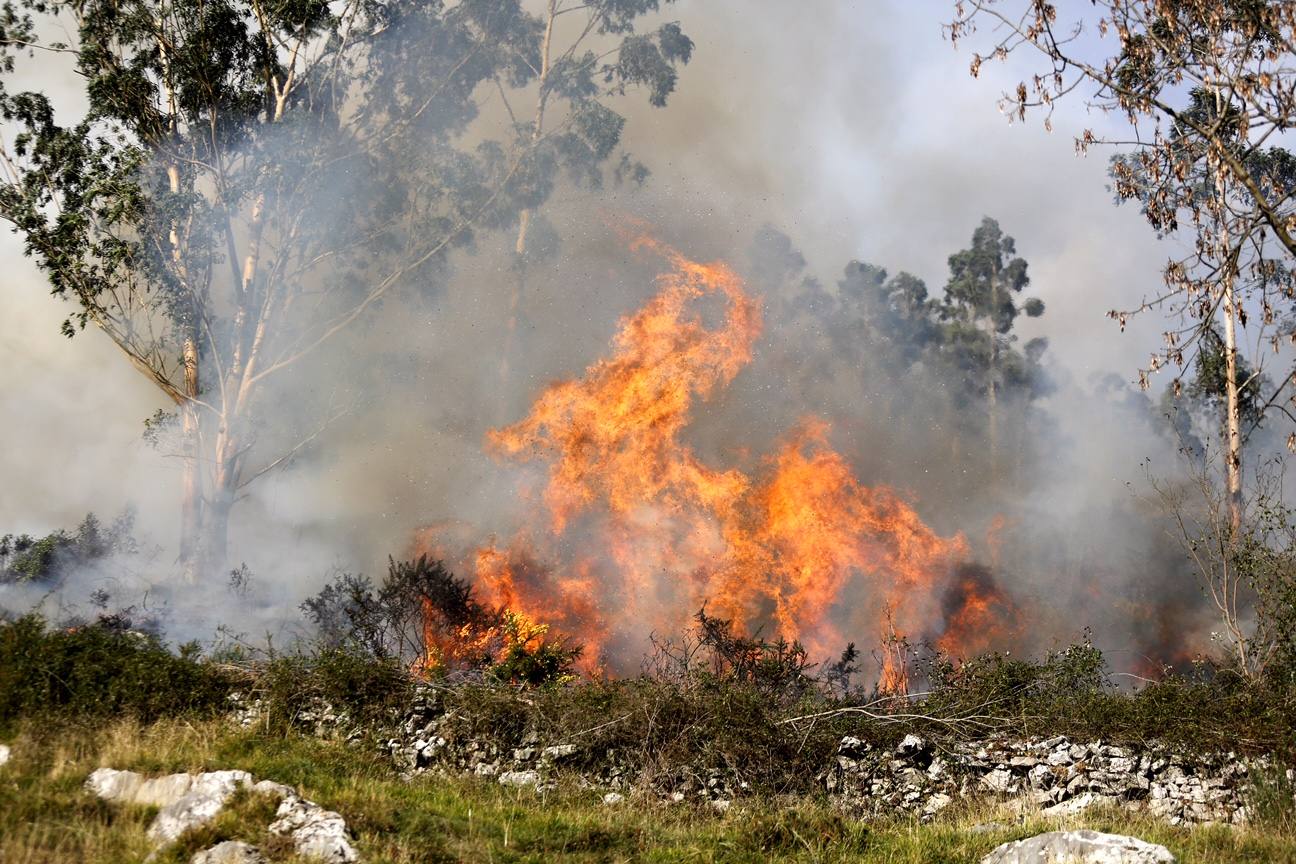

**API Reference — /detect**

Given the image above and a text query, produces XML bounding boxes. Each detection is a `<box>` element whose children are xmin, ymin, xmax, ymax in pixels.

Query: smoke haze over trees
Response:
<box><xmin>1</xmin><ymin>2</ymin><xmax>1294</xmax><ymax>679</ymax></box>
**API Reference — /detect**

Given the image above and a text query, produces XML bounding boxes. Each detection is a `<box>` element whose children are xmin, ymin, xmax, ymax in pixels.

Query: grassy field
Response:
<box><xmin>2</xmin><ymin>719</ymin><xmax>1295</xmax><ymax>864</ymax></box>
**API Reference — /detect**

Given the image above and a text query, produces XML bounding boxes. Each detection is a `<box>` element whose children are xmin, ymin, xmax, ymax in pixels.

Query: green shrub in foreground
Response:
<box><xmin>0</xmin><ymin>613</ymin><xmax>234</xmax><ymax>727</ymax></box>
<box><xmin>260</xmin><ymin>648</ymin><xmax>414</xmax><ymax>730</ymax></box>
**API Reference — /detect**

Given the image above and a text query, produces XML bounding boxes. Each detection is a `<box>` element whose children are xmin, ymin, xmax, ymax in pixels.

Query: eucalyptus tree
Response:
<box><xmin>938</xmin><ymin>217</ymin><xmax>1045</xmax><ymax>472</ymax></box>
<box><xmin>0</xmin><ymin>0</ymin><xmax>690</xmax><ymax>577</ymax></box>
<box><xmin>497</xmin><ymin>0</ymin><xmax>692</xmax><ymax>393</ymax></box>
<box><xmin>946</xmin><ymin>1</ymin><xmax>1296</xmax><ymax>529</ymax></box>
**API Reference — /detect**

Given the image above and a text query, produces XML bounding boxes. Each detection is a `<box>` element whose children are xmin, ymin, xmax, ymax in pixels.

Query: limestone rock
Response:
<box><xmin>922</xmin><ymin>792</ymin><xmax>953</xmax><ymax>817</ymax></box>
<box><xmin>498</xmin><ymin>770</ymin><xmax>539</xmax><ymax>788</ymax></box>
<box><xmin>0</xmin><ymin>743</ymin><xmax>10</xmax><ymax>767</ymax></box>
<box><xmin>86</xmin><ymin>768</ymin><xmax>145</xmax><ymax>803</ymax></box>
<box><xmin>147</xmin><ymin>771</ymin><xmax>254</xmax><ymax>845</ymax></box>
<box><xmin>981</xmin><ymin>830</ymin><xmax>1176</xmax><ymax>864</ymax></box>
<box><xmin>191</xmin><ymin>840</ymin><xmax>267</xmax><ymax>864</ymax></box>
<box><xmin>89</xmin><ymin>767</ymin><xmax>357</xmax><ymax>863</ymax></box>
<box><xmin>269</xmin><ymin>795</ymin><xmax>360</xmax><ymax>864</ymax></box>
<box><xmin>137</xmin><ymin>773</ymin><xmax>201</xmax><ymax>807</ymax></box>
<box><xmin>541</xmin><ymin>744</ymin><xmax>579</xmax><ymax>762</ymax></box>
<box><xmin>1041</xmin><ymin>791</ymin><xmax>1118</xmax><ymax>817</ymax></box>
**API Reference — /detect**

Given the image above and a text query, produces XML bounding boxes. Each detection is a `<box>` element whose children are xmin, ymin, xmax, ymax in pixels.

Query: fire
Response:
<box><xmin>935</xmin><ymin>563</ymin><xmax>1018</xmax><ymax>658</ymax></box>
<box><xmin>420</xmin><ymin>234</ymin><xmax>980</xmax><ymax>680</ymax></box>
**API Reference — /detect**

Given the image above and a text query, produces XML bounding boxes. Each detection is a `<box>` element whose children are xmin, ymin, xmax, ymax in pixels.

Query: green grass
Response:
<box><xmin>2</xmin><ymin>719</ymin><xmax>1295</xmax><ymax>863</ymax></box>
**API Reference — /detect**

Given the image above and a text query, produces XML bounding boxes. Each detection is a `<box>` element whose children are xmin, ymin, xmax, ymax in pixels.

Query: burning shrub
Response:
<box><xmin>301</xmin><ymin>555</ymin><xmax>580</xmax><ymax>686</ymax></box>
<box><xmin>689</xmin><ymin>609</ymin><xmax>816</xmax><ymax>702</ymax></box>
<box><xmin>485</xmin><ymin>611</ymin><xmax>582</xmax><ymax>687</ymax></box>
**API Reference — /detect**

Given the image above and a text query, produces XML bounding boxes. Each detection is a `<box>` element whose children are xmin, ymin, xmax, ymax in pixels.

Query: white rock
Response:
<box><xmin>981</xmin><ymin>768</ymin><xmax>1016</xmax><ymax>793</ymax></box>
<box><xmin>1041</xmin><ymin>792</ymin><xmax>1118</xmax><ymax>816</ymax></box>
<box><xmin>981</xmin><ymin>830</ymin><xmax>1176</xmax><ymax>863</ymax></box>
<box><xmin>498</xmin><ymin>770</ymin><xmax>539</xmax><ymax>788</ymax></box>
<box><xmin>270</xmin><ymin>795</ymin><xmax>359</xmax><ymax>864</ymax></box>
<box><xmin>0</xmin><ymin>744</ymin><xmax>10</xmax><ymax>767</ymax></box>
<box><xmin>542</xmin><ymin>744</ymin><xmax>578</xmax><ymax>761</ymax></box>
<box><xmin>191</xmin><ymin>840</ymin><xmax>267</xmax><ymax>864</ymax></box>
<box><xmin>923</xmin><ymin>792</ymin><xmax>953</xmax><ymax>817</ymax></box>
<box><xmin>897</xmin><ymin>734</ymin><xmax>928</xmax><ymax>757</ymax></box>
<box><xmin>86</xmin><ymin>768</ymin><xmax>145</xmax><ymax>803</ymax></box>
<box><xmin>136</xmin><ymin>773</ymin><xmax>199</xmax><ymax>807</ymax></box>
<box><xmin>1027</xmin><ymin>764</ymin><xmax>1055</xmax><ymax>790</ymax></box>
<box><xmin>602</xmin><ymin>792</ymin><xmax>625</xmax><ymax>805</ymax></box>
<box><xmin>147</xmin><ymin>772</ymin><xmax>253</xmax><ymax>845</ymax></box>
<box><xmin>251</xmin><ymin>780</ymin><xmax>295</xmax><ymax>800</ymax></box>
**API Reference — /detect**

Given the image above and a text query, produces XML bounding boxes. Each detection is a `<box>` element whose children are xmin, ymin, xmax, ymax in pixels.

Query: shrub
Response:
<box><xmin>260</xmin><ymin>648</ymin><xmax>414</xmax><ymax>730</ymax></box>
<box><xmin>0</xmin><ymin>613</ymin><xmax>232</xmax><ymax>727</ymax></box>
<box><xmin>0</xmin><ymin>511</ymin><xmax>138</xmax><ymax>584</ymax></box>
<box><xmin>645</xmin><ymin>609</ymin><xmax>818</xmax><ymax>706</ymax></box>
<box><xmin>301</xmin><ymin>556</ymin><xmax>580</xmax><ymax>686</ymax></box>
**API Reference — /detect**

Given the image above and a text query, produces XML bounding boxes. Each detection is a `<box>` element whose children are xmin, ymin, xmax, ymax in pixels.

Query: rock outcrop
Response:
<box><xmin>190</xmin><ymin>840</ymin><xmax>268</xmax><ymax>864</ymax></box>
<box><xmin>86</xmin><ymin>768</ymin><xmax>359</xmax><ymax>863</ymax></box>
<box><xmin>980</xmin><ymin>830</ymin><xmax>1176</xmax><ymax>863</ymax></box>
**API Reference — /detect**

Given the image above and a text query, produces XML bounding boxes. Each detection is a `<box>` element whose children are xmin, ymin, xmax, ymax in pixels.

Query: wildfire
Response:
<box><xmin>935</xmin><ymin>563</ymin><xmax>1019</xmax><ymax>658</ymax></box>
<box><xmin>418</xmin><ymin>234</ymin><xmax>983</xmax><ymax>680</ymax></box>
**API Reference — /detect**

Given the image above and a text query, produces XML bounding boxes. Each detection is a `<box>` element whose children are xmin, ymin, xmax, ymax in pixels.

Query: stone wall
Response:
<box><xmin>238</xmin><ymin>689</ymin><xmax>1287</xmax><ymax>824</ymax></box>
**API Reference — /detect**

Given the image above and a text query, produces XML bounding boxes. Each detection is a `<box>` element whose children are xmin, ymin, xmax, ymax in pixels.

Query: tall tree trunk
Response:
<box><xmin>179</xmin><ymin>336</ymin><xmax>203</xmax><ymax>580</ymax></box>
<box><xmin>499</xmin><ymin>211</ymin><xmax>531</xmax><ymax>417</ymax></box>
<box><xmin>1222</xmin><ymin>276</ymin><xmax>1243</xmax><ymax>536</ymax></box>
<box><xmin>1212</xmin><ymin>129</ymin><xmax>1244</xmax><ymax>537</ymax></box>
<box><xmin>166</xmin><ymin>152</ymin><xmax>206</xmax><ymax>582</ymax></box>
<box><xmin>498</xmin><ymin>0</ymin><xmax>556</xmax><ymax>416</ymax></box>
<box><xmin>200</xmin><ymin>489</ymin><xmax>234</xmax><ymax>578</ymax></box>
<box><xmin>199</xmin><ymin>427</ymin><xmax>242</xmax><ymax>576</ymax></box>
<box><xmin>986</xmin><ymin>271</ymin><xmax>999</xmax><ymax>481</ymax></box>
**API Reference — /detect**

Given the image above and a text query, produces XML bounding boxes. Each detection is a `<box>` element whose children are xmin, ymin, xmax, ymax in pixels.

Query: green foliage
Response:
<box><xmin>0</xmin><ymin>511</ymin><xmax>137</xmax><ymax>583</ymax></box>
<box><xmin>485</xmin><ymin>610</ymin><xmax>582</xmax><ymax>687</ymax></box>
<box><xmin>0</xmin><ymin>613</ymin><xmax>233</xmax><ymax>728</ymax></box>
<box><xmin>936</xmin><ymin>216</ymin><xmax>1049</xmax><ymax>407</ymax></box>
<box><xmin>1246</xmin><ymin>753</ymin><xmax>1296</xmax><ymax>834</ymax></box>
<box><xmin>0</xmin><ymin>0</ymin><xmax>695</xmax><ymax>570</ymax></box>
<box><xmin>920</xmin><ymin>642</ymin><xmax>1295</xmax><ymax>752</ymax></box>
<box><xmin>688</xmin><ymin>608</ymin><xmax>816</xmax><ymax>703</ymax></box>
<box><xmin>761</xmin><ymin>215</ymin><xmax>1051</xmax><ymax>475</ymax></box>
<box><xmin>1228</xmin><ymin>491</ymin><xmax>1296</xmax><ymax>685</ymax></box>
<box><xmin>260</xmin><ymin>648</ymin><xmax>414</xmax><ymax>731</ymax></box>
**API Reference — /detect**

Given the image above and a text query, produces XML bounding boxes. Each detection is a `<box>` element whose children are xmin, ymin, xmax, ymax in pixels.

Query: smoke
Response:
<box><xmin>0</xmin><ymin>3</ymin><xmax>1260</xmax><ymax>673</ymax></box>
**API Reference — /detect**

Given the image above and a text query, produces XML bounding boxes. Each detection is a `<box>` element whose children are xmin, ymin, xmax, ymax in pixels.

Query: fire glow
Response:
<box><xmin>416</xmin><ymin>235</ymin><xmax>1016</xmax><ymax>675</ymax></box>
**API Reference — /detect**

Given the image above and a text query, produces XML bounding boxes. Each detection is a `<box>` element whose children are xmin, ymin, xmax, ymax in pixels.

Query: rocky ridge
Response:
<box><xmin>369</xmin><ymin>687</ymin><xmax>1284</xmax><ymax>825</ymax></box>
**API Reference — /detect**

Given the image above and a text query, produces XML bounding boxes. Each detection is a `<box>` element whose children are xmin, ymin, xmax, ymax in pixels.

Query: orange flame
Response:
<box><xmin>423</xmin><ymin>235</ymin><xmax>977</xmax><ymax>678</ymax></box>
